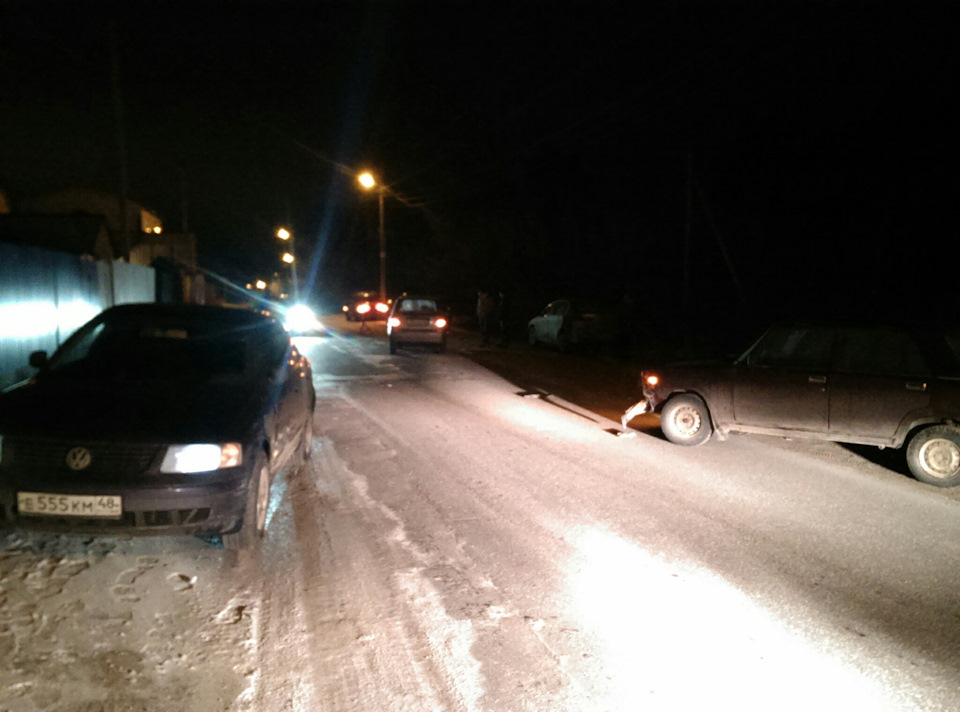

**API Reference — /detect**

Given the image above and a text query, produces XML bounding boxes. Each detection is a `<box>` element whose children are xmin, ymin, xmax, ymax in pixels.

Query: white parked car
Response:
<box><xmin>527</xmin><ymin>299</ymin><xmax>613</xmax><ymax>353</ymax></box>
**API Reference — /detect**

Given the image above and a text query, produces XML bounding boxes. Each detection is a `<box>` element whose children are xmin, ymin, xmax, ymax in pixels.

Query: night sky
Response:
<box><xmin>0</xmin><ymin>1</ymin><xmax>954</xmax><ymax>336</ymax></box>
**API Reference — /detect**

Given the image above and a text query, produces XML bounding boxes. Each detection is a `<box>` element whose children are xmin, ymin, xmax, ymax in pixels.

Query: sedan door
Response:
<box><xmin>733</xmin><ymin>325</ymin><xmax>834</xmax><ymax>433</ymax></box>
<box><xmin>828</xmin><ymin>328</ymin><xmax>932</xmax><ymax>442</ymax></box>
<box><xmin>261</xmin><ymin>333</ymin><xmax>307</xmax><ymax>469</ymax></box>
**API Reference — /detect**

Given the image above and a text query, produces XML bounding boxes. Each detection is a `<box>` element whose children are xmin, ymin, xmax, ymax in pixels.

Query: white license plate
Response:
<box><xmin>17</xmin><ymin>492</ymin><xmax>123</xmax><ymax>518</ymax></box>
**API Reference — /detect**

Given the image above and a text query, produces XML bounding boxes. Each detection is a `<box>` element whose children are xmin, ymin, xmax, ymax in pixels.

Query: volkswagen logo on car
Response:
<box><xmin>65</xmin><ymin>447</ymin><xmax>92</xmax><ymax>471</ymax></box>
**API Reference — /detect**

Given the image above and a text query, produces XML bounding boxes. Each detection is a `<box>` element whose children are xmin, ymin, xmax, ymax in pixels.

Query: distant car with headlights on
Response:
<box><xmin>283</xmin><ymin>303</ymin><xmax>325</xmax><ymax>335</ymax></box>
<box><xmin>627</xmin><ymin>321</ymin><xmax>960</xmax><ymax>487</ymax></box>
<box><xmin>387</xmin><ymin>295</ymin><xmax>448</xmax><ymax>354</ymax></box>
<box><xmin>342</xmin><ymin>291</ymin><xmax>390</xmax><ymax>322</ymax></box>
<box><xmin>527</xmin><ymin>298</ymin><xmax>614</xmax><ymax>353</ymax></box>
<box><xmin>0</xmin><ymin>303</ymin><xmax>315</xmax><ymax>549</ymax></box>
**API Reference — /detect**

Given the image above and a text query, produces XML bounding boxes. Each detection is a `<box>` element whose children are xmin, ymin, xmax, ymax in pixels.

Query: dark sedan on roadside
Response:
<box><xmin>627</xmin><ymin>322</ymin><xmax>960</xmax><ymax>487</ymax></box>
<box><xmin>0</xmin><ymin>303</ymin><xmax>315</xmax><ymax>549</ymax></box>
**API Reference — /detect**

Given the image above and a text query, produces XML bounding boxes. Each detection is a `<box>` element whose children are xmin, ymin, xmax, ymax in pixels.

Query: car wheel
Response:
<box><xmin>906</xmin><ymin>425</ymin><xmax>960</xmax><ymax>487</ymax></box>
<box><xmin>222</xmin><ymin>453</ymin><xmax>270</xmax><ymax>550</ymax></box>
<box><xmin>660</xmin><ymin>394</ymin><xmax>713</xmax><ymax>446</ymax></box>
<box><xmin>299</xmin><ymin>413</ymin><xmax>314</xmax><ymax>463</ymax></box>
<box><xmin>557</xmin><ymin>329</ymin><xmax>571</xmax><ymax>354</ymax></box>
<box><xmin>389</xmin><ymin>339</ymin><xmax>397</xmax><ymax>354</ymax></box>
<box><xmin>528</xmin><ymin>327</ymin><xmax>538</xmax><ymax>347</ymax></box>
<box><xmin>436</xmin><ymin>337</ymin><xmax>447</xmax><ymax>354</ymax></box>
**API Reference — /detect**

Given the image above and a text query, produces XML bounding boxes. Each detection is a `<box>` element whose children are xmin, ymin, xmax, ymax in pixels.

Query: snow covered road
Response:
<box><xmin>3</xmin><ymin>326</ymin><xmax>960</xmax><ymax>711</ymax></box>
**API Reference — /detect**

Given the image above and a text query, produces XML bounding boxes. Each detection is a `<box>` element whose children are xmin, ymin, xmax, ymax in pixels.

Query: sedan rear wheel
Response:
<box><xmin>906</xmin><ymin>425</ymin><xmax>960</xmax><ymax>487</ymax></box>
<box><xmin>660</xmin><ymin>394</ymin><xmax>713</xmax><ymax>446</ymax></box>
<box><xmin>222</xmin><ymin>453</ymin><xmax>270</xmax><ymax>550</ymax></box>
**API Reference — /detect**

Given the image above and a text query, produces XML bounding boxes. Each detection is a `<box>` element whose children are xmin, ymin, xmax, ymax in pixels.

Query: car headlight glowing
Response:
<box><xmin>433</xmin><ymin>317</ymin><xmax>448</xmax><ymax>329</ymax></box>
<box><xmin>160</xmin><ymin>443</ymin><xmax>242</xmax><ymax>473</ymax></box>
<box><xmin>375</xmin><ymin>302</ymin><xmax>390</xmax><ymax>314</ymax></box>
<box><xmin>284</xmin><ymin>304</ymin><xmax>320</xmax><ymax>332</ymax></box>
<box><xmin>645</xmin><ymin>374</ymin><xmax>660</xmax><ymax>387</ymax></box>
<box><xmin>356</xmin><ymin>303</ymin><xmax>371</xmax><ymax>315</ymax></box>
<box><xmin>388</xmin><ymin>317</ymin><xmax>401</xmax><ymax>328</ymax></box>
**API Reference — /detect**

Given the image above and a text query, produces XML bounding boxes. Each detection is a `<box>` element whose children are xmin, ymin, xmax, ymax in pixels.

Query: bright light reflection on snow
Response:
<box><xmin>565</xmin><ymin>526</ymin><xmax>907</xmax><ymax>712</ymax></box>
<box><xmin>498</xmin><ymin>400</ymin><xmax>596</xmax><ymax>443</ymax></box>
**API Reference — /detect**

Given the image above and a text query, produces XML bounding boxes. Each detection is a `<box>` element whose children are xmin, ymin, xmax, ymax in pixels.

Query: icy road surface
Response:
<box><xmin>3</xmin><ymin>321</ymin><xmax>960</xmax><ymax>711</ymax></box>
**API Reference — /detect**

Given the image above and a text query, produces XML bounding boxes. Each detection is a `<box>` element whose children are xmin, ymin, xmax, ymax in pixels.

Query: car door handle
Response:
<box><xmin>808</xmin><ymin>375</ymin><xmax>827</xmax><ymax>384</ymax></box>
<box><xmin>905</xmin><ymin>381</ymin><xmax>928</xmax><ymax>392</ymax></box>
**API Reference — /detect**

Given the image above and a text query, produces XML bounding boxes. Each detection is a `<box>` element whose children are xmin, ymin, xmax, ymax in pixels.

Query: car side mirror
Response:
<box><xmin>29</xmin><ymin>351</ymin><xmax>48</xmax><ymax>369</ymax></box>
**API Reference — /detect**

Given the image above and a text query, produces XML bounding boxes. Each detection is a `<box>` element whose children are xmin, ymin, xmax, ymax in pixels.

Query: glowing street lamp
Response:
<box><xmin>357</xmin><ymin>171</ymin><xmax>386</xmax><ymax>303</ymax></box>
<box><xmin>276</xmin><ymin>227</ymin><xmax>298</xmax><ymax>301</ymax></box>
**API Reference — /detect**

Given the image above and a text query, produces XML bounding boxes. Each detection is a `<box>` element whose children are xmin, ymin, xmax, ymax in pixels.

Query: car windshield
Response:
<box><xmin>44</xmin><ymin>312</ymin><xmax>286</xmax><ymax>382</ymax></box>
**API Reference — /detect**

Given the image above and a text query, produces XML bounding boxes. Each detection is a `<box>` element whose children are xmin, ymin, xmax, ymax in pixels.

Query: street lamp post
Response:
<box><xmin>276</xmin><ymin>227</ymin><xmax>298</xmax><ymax>302</ymax></box>
<box><xmin>358</xmin><ymin>172</ymin><xmax>386</xmax><ymax>304</ymax></box>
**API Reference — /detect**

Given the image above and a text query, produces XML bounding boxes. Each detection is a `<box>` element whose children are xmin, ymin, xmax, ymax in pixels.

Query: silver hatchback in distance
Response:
<box><xmin>387</xmin><ymin>295</ymin><xmax>448</xmax><ymax>354</ymax></box>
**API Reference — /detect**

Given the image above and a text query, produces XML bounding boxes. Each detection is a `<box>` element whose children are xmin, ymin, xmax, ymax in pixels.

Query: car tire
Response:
<box><xmin>660</xmin><ymin>394</ymin><xmax>713</xmax><ymax>446</ymax></box>
<box><xmin>436</xmin><ymin>337</ymin><xmax>446</xmax><ymax>354</ymax></box>
<box><xmin>389</xmin><ymin>339</ymin><xmax>397</xmax><ymax>354</ymax></box>
<box><xmin>299</xmin><ymin>413</ymin><xmax>314</xmax><ymax>464</ymax></box>
<box><xmin>557</xmin><ymin>329</ymin><xmax>571</xmax><ymax>354</ymax></box>
<box><xmin>528</xmin><ymin>327</ymin><xmax>537</xmax><ymax>347</ymax></box>
<box><xmin>222</xmin><ymin>452</ymin><xmax>270</xmax><ymax>550</ymax></box>
<box><xmin>906</xmin><ymin>425</ymin><xmax>960</xmax><ymax>487</ymax></box>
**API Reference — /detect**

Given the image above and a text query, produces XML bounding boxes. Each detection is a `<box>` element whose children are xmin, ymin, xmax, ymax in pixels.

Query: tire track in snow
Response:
<box><xmin>298</xmin><ymin>389</ymin><xmax>486</xmax><ymax>710</ymax></box>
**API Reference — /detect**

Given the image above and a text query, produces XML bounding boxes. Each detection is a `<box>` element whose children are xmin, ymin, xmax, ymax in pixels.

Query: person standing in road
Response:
<box><xmin>477</xmin><ymin>290</ymin><xmax>495</xmax><ymax>346</ymax></box>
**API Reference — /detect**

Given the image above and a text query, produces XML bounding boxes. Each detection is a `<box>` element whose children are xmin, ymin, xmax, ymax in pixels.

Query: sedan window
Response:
<box><xmin>747</xmin><ymin>326</ymin><xmax>834</xmax><ymax>369</ymax></box>
<box><xmin>834</xmin><ymin>329</ymin><xmax>931</xmax><ymax>377</ymax></box>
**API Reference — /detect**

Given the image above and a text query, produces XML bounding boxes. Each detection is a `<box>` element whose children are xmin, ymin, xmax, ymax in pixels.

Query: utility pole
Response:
<box><xmin>378</xmin><ymin>189</ymin><xmax>386</xmax><ymax>304</ymax></box>
<box><xmin>683</xmin><ymin>149</ymin><xmax>693</xmax><ymax>320</ymax></box>
<box><xmin>110</xmin><ymin>22</ymin><xmax>130</xmax><ymax>263</ymax></box>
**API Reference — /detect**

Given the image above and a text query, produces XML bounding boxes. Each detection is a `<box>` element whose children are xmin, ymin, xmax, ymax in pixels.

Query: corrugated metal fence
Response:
<box><xmin>0</xmin><ymin>242</ymin><xmax>155</xmax><ymax>389</ymax></box>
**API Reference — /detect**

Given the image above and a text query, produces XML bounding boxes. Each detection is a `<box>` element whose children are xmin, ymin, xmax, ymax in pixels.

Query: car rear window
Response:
<box><xmin>399</xmin><ymin>299</ymin><xmax>437</xmax><ymax>312</ymax></box>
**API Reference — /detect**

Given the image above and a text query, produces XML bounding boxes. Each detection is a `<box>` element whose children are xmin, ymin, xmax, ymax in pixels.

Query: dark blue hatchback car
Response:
<box><xmin>0</xmin><ymin>303</ymin><xmax>315</xmax><ymax>549</ymax></box>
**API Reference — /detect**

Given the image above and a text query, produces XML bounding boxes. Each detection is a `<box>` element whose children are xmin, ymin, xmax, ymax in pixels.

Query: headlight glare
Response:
<box><xmin>284</xmin><ymin>304</ymin><xmax>320</xmax><ymax>332</ymax></box>
<box><xmin>160</xmin><ymin>443</ymin><xmax>243</xmax><ymax>473</ymax></box>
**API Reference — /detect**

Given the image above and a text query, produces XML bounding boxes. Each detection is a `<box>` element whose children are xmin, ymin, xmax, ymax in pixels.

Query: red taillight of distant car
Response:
<box><xmin>433</xmin><ymin>317</ymin><xmax>448</xmax><ymax>329</ymax></box>
<box><xmin>388</xmin><ymin>317</ymin><xmax>401</xmax><ymax>328</ymax></box>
